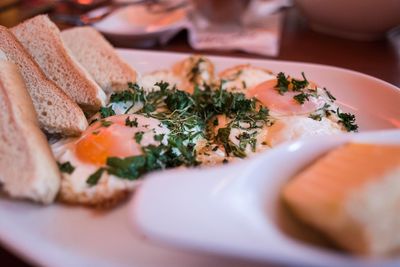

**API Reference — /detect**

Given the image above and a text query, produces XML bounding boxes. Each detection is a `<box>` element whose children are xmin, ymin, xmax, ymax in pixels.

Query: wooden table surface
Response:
<box><xmin>0</xmin><ymin>2</ymin><xmax>399</xmax><ymax>267</ymax></box>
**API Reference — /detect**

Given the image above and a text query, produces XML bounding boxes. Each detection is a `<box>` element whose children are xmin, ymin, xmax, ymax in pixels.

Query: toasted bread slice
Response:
<box><xmin>0</xmin><ymin>26</ymin><xmax>87</xmax><ymax>135</ymax></box>
<box><xmin>61</xmin><ymin>27</ymin><xmax>137</xmax><ymax>93</ymax></box>
<box><xmin>12</xmin><ymin>15</ymin><xmax>106</xmax><ymax>111</ymax></box>
<box><xmin>0</xmin><ymin>59</ymin><xmax>61</xmax><ymax>204</ymax></box>
<box><xmin>283</xmin><ymin>143</ymin><xmax>400</xmax><ymax>255</ymax></box>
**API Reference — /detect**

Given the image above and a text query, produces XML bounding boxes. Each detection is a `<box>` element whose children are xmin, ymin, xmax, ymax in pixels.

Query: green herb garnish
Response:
<box><xmin>216</xmin><ymin>127</ymin><xmax>246</xmax><ymax>158</ymax></box>
<box><xmin>86</xmin><ymin>168</ymin><xmax>105</xmax><ymax>186</ymax></box>
<box><xmin>293</xmin><ymin>92</ymin><xmax>311</xmax><ymax>104</ymax></box>
<box><xmin>291</xmin><ymin>72</ymin><xmax>309</xmax><ymax>91</ymax></box>
<box><xmin>236</xmin><ymin>131</ymin><xmax>257</xmax><ymax>152</ymax></box>
<box><xmin>154</xmin><ymin>133</ymin><xmax>165</xmax><ymax>142</ymax></box>
<box><xmin>125</xmin><ymin>117</ymin><xmax>138</xmax><ymax>127</ymax></box>
<box><xmin>309</xmin><ymin>114</ymin><xmax>322</xmax><ymax>121</ymax></box>
<box><xmin>337</xmin><ymin>108</ymin><xmax>358</xmax><ymax>132</ymax></box>
<box><xmin>275</xmin><ymin>72</ymin><xmax>290</xmax><ymax>95</ymax></box>
<box><xmin>134</xmin><ymin>131</ymin><xmax>144</xmax><ymax>143</ymax></box>
<box><xmin>323</xmin><ymin>88</ymin><xmax>336</xmax><ymax>101</ymax></box>
<box><xmin>99</xmin><ymin>106</ymin><xmax>115</xmax><ymax>118</ymax></box>
<box><xmin>58</xmin><ymin>161</ymin><xmax>75</xmax><ymax>174</ymax></box>
<box><xmin>100</xmin><ymin>120</ymin><xmax>112</xmax><ymax>127</ymax></box>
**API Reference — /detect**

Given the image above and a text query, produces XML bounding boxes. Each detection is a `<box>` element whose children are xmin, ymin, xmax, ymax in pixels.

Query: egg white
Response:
<box><xmin>266</xmin><ymin>116</ymin><xmax>343</xmax><ymax>147</ymax></box>
<box><xmin>219</xmin><ymin>65</ymin><xmax>275</xmax><ymax>93</ymax></box>
<box><xmin>138</xmin><ymin>70</ymin><xmax>183</xmax><ymax>92</ymax></box>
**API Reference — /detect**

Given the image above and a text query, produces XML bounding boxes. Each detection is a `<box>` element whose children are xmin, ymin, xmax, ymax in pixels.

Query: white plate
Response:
<box><xmin>0</xmin><ymin>49</ymin><xmax>399</xmax><ymax>267</ymax></box>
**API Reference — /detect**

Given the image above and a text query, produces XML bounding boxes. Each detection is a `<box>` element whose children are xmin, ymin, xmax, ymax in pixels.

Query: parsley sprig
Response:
<box><xmin>337</xmin><ymin>108</ymin><xmax>358</xmax><ymax>132</ymax></box>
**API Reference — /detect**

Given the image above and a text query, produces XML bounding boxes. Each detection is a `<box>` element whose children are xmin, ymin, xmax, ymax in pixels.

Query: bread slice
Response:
<box><xmin>283</xmin><ymin>143</ymin><xmax>400</xmax><ymax>255</ymax></box>
<box><xmin>61</xmin><ymin>27</ymin><xmax>137</xmax><ymax>93</ymax></box>
<box><xmin>12</xmin><ymin>15</ymin><xmax>106</xmax><ymax>111</ymax></box>
<box><xmin>0</xmin><ymin>26</ymin><xmax>87</xmax><ymax>135</ymax></box>
<box><xmin>0</xmin><ymin>59</ymin><xmax>61</xmax><ymax>204</ymax></box>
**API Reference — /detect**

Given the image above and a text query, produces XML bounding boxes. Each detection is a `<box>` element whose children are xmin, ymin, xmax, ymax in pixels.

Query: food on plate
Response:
<box><xmin>61</xmin><ymin>26</ymin><xmax>137</xmax><ymax>94</ymax></box>
<box><xmin>52</xmin><ymin>114</ymin><xmax>170</xmax><ymax>206</ymax></box>
<box><xmin>282</xmin><ymin>143</ymin><xmax>400</xmax><ymax>255</ymax></box>
<box><xmin>172</xmin><ymin>55</ymin><xmax>215</xmax><ymax>93</ymax></box>
<box><xmin>0</xmin><ymin>15</ymin><xmax>359</xmax><ymax>207</ymax></box>
<box><xmin>0</xmin><ymin>59</ymin><xmax>60</xmax><ymax>204</ymax></box>
<box><xmin>219</xmin><ymin>64</ymin><xmax>275</xmax><ymax>94</ymax></box>
<box><xmin>0</xmin><ymin>26</ymin><xmax>87</xmax><ymax>135</ymax></box>
<box><xmin>12</xmin><ymin>15</ymin><xmax>106</xmax><ymax>111</ymax></box>
<box><xmin>266</xmin><ymin>116</ymin><xmax>342</xmax><ymax>147</ymax></box>
<box><xmin>139</xmin><ymin>70</ymin><xmax>183</xmax><ymax>93</ymax></box>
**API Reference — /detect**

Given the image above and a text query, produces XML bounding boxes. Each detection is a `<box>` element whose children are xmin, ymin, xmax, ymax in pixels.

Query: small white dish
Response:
<box><xmin>133</xmin><ymin>129</ymin><xmax>400</xmax><ymax>267</ymax></box>
<box><xmin>92</xmin><ymin>4</ymin><xmax>188</xmax><ymax>47</ymax></box>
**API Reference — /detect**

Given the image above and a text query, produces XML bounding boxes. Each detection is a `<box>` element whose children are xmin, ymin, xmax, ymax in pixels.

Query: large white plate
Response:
<box><xmin>0</xmin><ymin>49</ymin><xmax>399</xmax><ymax>267</ymax></box>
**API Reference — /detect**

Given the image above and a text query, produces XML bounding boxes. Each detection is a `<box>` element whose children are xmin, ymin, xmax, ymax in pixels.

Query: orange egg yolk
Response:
<box><xmin>75</xmin><ymin>116</ymin><xmax>141</xmax><ymax>166</ymax></box>
<box><xmin>247</xmin><ymin>79</ymin><xmax>321</xmax><ymax>116</ymax></box>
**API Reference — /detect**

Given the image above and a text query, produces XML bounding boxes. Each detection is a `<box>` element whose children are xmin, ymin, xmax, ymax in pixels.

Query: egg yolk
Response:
<box><xmin>75</xmin><ymin>116</ymin><xmax>141</xmax><ymax>166</ymax></box>
<box><xmin>247</xmin><ymin>79</ymin><xmax>321</xmax><ymax>116</ymax></box>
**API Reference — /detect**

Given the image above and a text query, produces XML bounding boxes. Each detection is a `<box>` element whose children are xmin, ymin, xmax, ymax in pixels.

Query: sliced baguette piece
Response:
<box><xmin>0</xmin><ymin>59</ymin><xmax>61</xmax><ymax>204</ymax></box>
<box><xmin>283</xmin><ymin>143</ymin><xmax>400</xmax><ymax>255</ymax></box>
<box><xmin>12</xmin><ymin>15</ymin><xmax>106</xmax><ymax>111</ymax></box>
<box><xmin>0</xmin><ymin>26</ymin><xmax>87</xmax><ymax>135</ymax></box>
<box><xmin>61</xmin><ymin>27</ymin><xmax>137</xmax><ymax>93</ymax></box>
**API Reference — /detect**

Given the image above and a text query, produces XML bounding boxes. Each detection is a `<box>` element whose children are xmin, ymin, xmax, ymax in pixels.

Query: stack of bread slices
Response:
<box><xmin>0</xmin><ymin>15</ymin><xmax>137</xmax><ymax>204</ymax></box>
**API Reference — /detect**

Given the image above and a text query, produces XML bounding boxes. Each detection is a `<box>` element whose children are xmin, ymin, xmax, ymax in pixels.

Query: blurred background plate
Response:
<box><xmin>91</xmin><ymin>1</ymin><xmax>188</xmax><ymax>47</ymax></box>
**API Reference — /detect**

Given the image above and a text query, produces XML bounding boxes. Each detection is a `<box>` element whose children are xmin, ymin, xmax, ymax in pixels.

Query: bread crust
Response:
<box><xmin>0</xmin><ymin>60</ymin><xmax>61</xmax><ymax>203</ymax></box>
<box><xmin>12</xmin><ymin>15</ymin><xmax>106</xmax><ymax>111</ymax></box>
<box><xmin>0</xmin><ymin>26</ymin><xmax>87</xmax><ymax>136</ymax></box>
<box><xmin>61</xmin><ymin>27</ymin><xmax>137</xmax><ymax>93</ymax></box>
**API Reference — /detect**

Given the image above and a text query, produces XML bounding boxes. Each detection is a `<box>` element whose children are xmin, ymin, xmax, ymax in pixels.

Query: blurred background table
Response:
<box><xmin>0</xmin><ymin>0</ymin><xmax>399</xmax><ymax>266</ymax></box>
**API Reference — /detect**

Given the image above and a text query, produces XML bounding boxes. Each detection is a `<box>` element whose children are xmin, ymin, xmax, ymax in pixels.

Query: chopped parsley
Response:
<box><xmin>86</xmin><ymin>168</ymin><xmax>105</xmax><ymax>186</ymax></box>
<box><xmin>134</xmin><ymin>131</ymin><xmax>144</xmax><ymax>143</ymax></box>
<box><xmin>99</xmin><ymin>106</ymin><xmax>115</xmax><ymax>118</ymax></box>
<box><xmin>125</xmin><ymin>117</ymin><xmax>138</xmax><ymax>127</ymax></box>
<box><xmin>337</xmin><ymin>108</ymin><xmax>358</xmax><ymax>132</ymax></box>
<box><xmin>275</xmin><ymin>72</ymin><xmax>290</xmax><ymax>95</ymax></box>
<box><xmin>275</xmin><ymin>72</ymin><xmax>310</xmax><ymax>95</ymax></box>
<box><xmin>154</xmin><ymin>133</ymin><xmax>165</xmax><ymax>142</ymax></box>
<box><xmin>309</xmin><ymin>113</ymin><xmax>322</xmax><ymax>121</ymax></box>
<box><xmin>110</xmin><ymin>82</ymin><xmax>143</xmax><ymax>103</ymax></box>
<box><xmin>323</xmin><ymin>88</ymin><xmax>336</xmax><ymax>101</ymax></box>
<box><xmin>216</xmin><ymin>127</ymin><xmax>246</xmax><ymax>158</ymax></box>
<box><xmin>58</xmin><ymin>161</ymin><xmax>75</xmax><ymax>174</ymax></box>
<box><xmin>100</xmin><ymin>120</ymin><xmax>112</xmax><ymax>127</ymax></box>
<box><xmin>236</xmin><ymin>132</ymin><xmax>257</xmax><ymax>152</ymax></box>
<box><xmin>291</xmin><ymin>72</ymin><xmax>309</xmax><ymax>91</ymax></box>
<box><xmin>293</xmin><ymin>92</ymin><xmax>311</xmax><ymax>105</ymax></box>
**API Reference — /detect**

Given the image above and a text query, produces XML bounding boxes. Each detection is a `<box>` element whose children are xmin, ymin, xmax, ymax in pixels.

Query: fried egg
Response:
<box><xmin>172</xmin><ymin>55</ymin><xmax>215</xmax><ymax>93</ymax></box>
<box><xmin>52</xmin><ymin>114</ymin><xmax>169</xmax><ymax>206</ymax></box>
<box><xmin>219</xmin><ymin>64</ymin><xmax>275</xmax><ymax>93</ymax></box>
